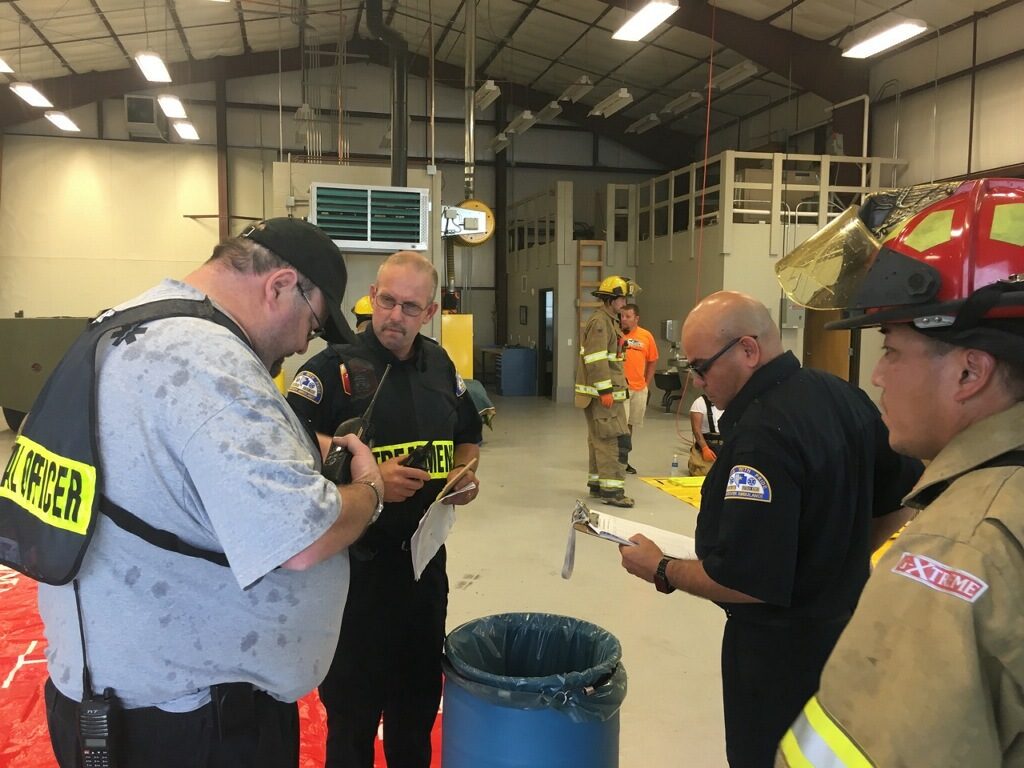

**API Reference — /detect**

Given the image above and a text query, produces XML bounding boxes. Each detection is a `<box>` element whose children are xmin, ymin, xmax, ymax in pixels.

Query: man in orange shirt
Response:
<box><xmin>619</xmin><ymin>303</ymin><xmax>659</xmax><ymax>474</ymax></box>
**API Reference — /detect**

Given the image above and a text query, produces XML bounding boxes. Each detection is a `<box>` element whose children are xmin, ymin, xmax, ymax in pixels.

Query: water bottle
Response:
<box><xmin>670</xmin><ymin>454</ymin><xmax>680</xmax><ymax>477</ymax></box>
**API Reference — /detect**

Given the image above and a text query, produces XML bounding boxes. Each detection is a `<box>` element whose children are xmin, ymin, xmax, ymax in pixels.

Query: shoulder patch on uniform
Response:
<box><xmin>891</xmin><ymin>552</ymin><xmax>989</xmax><ymax>603</ymax></box>
<box><xmin>288</xmin><ymin>371</ymin><xmax>323</xmax><ymax>404</ymax></box>
<box><xmin>455</xmin><ymin>372</ymin><xmax>467</xmax><ymax>396</ymax></box>
<box><xmin>724</xmin><ymin>465</ymin><xmax>772</xmax><ymax>503</ymax></box>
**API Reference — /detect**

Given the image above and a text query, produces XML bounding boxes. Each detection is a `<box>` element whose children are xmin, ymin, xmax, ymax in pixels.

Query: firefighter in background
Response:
<box><xmin>352</xmin><ymin>295</ymin><xmax>373</xmax><ymax>332</ymax></box>
<box><xmin>575</xmin><ymin>275</ymin><xmax>639</xmax><ymax>508</ymax></box>
<box><xmin>775</xmin><ymin>178</ymin><xmax>1024</xmax><ymax>766</ymax></box>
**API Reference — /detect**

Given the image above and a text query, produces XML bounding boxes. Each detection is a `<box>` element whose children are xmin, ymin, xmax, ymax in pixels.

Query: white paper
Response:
<box><xmin>409</xmin><ymin>482</ymin><xmax>477</xmax><ymax>581</ymax></box>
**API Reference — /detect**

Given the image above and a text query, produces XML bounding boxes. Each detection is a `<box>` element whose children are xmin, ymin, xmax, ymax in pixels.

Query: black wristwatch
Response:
<box><xmin>654</xmin><ymin>557</ymin><xmax>676</xmax><ymax>594</ymax></box>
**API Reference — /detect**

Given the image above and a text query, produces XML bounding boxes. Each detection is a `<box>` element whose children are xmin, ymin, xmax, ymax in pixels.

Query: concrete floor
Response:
<box><xmin>0</xmin><ymin>393</ymin><xmax>729</xmax><ymax>767</ymax></box>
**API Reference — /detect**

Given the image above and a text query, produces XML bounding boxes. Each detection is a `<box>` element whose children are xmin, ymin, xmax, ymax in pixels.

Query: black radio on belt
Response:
<box><xmin>403</xmin><ymin>440</ymin><xmax>435</xmax><ymax>472</ymax></box>
<box><xmin>78</xmin><ymin>687</ymin><xmax>119</xmax><ymax>768</ymax></box>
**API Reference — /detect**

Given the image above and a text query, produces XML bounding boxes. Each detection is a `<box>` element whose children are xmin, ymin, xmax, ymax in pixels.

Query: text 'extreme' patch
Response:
<box><xmin>724</xmin><ymin>465</ymin><xmax>772</xmax><ymax>503</ymax></box>
<box><xmin>288</xmin><ymin>371</ymin><xmax>323</xmax><ymax>404</ymax></box>
<box><xmin>892</xmin><ymin>552</ymin><xmax>988</xmax><ymax>603</ymax></box>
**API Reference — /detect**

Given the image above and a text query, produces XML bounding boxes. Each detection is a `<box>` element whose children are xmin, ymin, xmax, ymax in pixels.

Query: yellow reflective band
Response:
<box><xmin>599</xmin><ymin>479</ymin><xmax>624</xmax><ymax>489</ymax></box>
<box><xmin>584</xmin><ymin>350</ymin><xmax>609</xmax><ymax>364</ymax></box>
<box><xmin>575</xmin><ymin>384</ymin><xmax>598</xmax><ymax>396</ymax></box>
<box><xmin>904</xmin><ymin>209</ymin><xmax>954</xmax><ymax>252</ymax></box>
<box><xmin>594</xmin><ymin>379</ymin><xmax>612</xmax><ymax>390</ymax></box>
<box><xmin>991</xmin><ymin>202</ymin><xmax>1024</xmax><ymax>247</ymax></box>
<box><xmin>613</xmin><ymin>390</ymin><xmax>628</xmax><ymax>401</ymax></box>
<box><xmin>0</xmin><ymin>434</ymin><xmax>96</xmax><ymax>536</ymax></box>
<box><xmin>371</xmin><ymin>440</ymin><xmax>456</xmax><ymax>480</ymax></box>
<box><xmin>784</xmin><ymin>697</ymin><xmax>874</xmax><ymax>768</ymax></box>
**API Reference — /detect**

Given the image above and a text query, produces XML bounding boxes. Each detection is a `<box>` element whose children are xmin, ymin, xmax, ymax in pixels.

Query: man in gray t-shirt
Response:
<box><xmin>33</xmin><ymin>219</ymin><xmax>385</xmax><ymax>768</ymax></box>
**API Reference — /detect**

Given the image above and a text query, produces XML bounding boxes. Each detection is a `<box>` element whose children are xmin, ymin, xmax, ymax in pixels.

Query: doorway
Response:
<box><xmin>538</xmin><ymin>289</ymin><xmax>554</xmax><ymax>398</ymax></box>
<box><xmin>803</xmin><ymin>308</ymin><xmax>852</xmax><ymax>381</ymax></box>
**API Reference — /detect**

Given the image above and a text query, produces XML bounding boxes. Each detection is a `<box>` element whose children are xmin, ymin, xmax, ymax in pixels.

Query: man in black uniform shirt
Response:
<box><xmin>618</xmin><ymin>291</ymin><xmax>921</xmax><ymax>768</ymax></box>
<box><xmin>287</xmin><ymin>251</ymin><xmax>482</xmax><ymax>768</ymax></box>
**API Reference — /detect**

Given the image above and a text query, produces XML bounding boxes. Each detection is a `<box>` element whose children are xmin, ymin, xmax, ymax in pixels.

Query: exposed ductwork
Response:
<box><xmin>366</xmin><ymin>0</ymin><xmax>408</xmax><ymax>186</ymax></box>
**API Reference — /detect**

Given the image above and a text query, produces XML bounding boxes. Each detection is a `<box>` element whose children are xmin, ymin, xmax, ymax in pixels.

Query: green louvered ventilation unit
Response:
<box><xmin>309</xmin><ymin>183</ymin><xmax>430</xmax><ymax>252</ymax></box>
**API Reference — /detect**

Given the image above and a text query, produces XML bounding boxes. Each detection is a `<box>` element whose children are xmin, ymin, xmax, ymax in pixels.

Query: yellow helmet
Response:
<box><xmin>592</xmin><ymin>275</ymin><xmax>640</xmax><ymax>300</ymax></box>
<box><xmin>352</xmin><ymin>295</ymin><xmax>373</xmax><ymax>318</ymax></box>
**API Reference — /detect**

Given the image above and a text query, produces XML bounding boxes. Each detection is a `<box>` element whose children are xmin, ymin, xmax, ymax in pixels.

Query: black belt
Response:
<box><xmin>723</xmin><ymin>609</ymin><xmax>851</xmax><ymax>627</ymax></box>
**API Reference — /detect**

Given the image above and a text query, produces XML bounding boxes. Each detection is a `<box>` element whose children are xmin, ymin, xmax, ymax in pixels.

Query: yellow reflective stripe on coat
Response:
<box><xmin>371</xmin><ymin>440</ymin><xmax>456</xmax><ymax>480</ymax></box>
<box><xmin>575</xmin><ymin>384</ymin><xmax>598</xmax><ymax>396</ymax></box>
<box><xmin>779</xmin><ymin>697</ymin><xmax>874</xmax><ymax>768</ymax></box>
<box><xmin>594</xmin><ymin>379</ymin><xmax>613</xmax><ymax>390</ymax></box>
<box><xmin>0</xmin><ymin>434</ymin><xmax>96</xmax><ymax>535</ymax></box>
<box><xmin>613</xmin><ymin>390</ymin><xmax>628</xmax><ymax>401</ymax></box>
<box><xmin>584</xmin><ymin>350</ymin><xmax>609</xmax><ymax>364</ymax></box>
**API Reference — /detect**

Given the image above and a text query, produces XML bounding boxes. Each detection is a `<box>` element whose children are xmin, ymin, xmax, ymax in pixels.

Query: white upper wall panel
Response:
<box><xmin>971</xmin><ymin>58</ymin><xmax>1024</xmax><ymax>173</ymax></box>
<box><xmin>977</xmin><ymin>2</ymin><xmax>1024</xmax><ymax>64</ymax></box>
<box><xmin>869</xmin><ymin>23</ymin><xmax>972</xmax><ymax>96</ymax></box>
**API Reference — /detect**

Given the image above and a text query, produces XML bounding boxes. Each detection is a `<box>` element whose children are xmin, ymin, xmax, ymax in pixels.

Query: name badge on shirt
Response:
<box><xmin>724</xmin><ymin>465</ymin><xmax>772</xmax><ymax>503</ymax></box>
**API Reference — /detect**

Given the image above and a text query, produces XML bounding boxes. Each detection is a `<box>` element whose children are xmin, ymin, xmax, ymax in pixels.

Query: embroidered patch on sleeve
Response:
<box><xmin>891</xmin><ymin>552</ymin><xmax>989</xmax><ymax>603</ymax></box>
<box><xmin>287</xmin><ymin>371</ymin><xmax>323</xmax><ymax>404</ymax></box>
<box><xmin>455</xmin><ymin>373</ymin><xmax>467</xmax><ymax>396</ymax></box>
<box><xmin>724</xmin><ymin>465</ymin><xmax>772</xmax><ymax>502</ymax></box>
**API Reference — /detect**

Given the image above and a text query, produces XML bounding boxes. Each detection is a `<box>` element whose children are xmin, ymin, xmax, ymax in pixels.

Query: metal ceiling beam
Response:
<box><xmin>0</xmin><ymin>36</ymin><xmax>691</xmax><ymax>168</ymax></box>
<box><xmin>477</xmin><ymin>0</ymin><xmax>541</xmax><ymax>76</ymax></box>
<box><xmin>166</xmin><ymin>0</ymin><xmax>195</xmax><ymax>62</ymax></box>
<box><xmin>87</xmin><ymin>0</ymin><xmax>133</xmax><ymax>66</ymax></box>
<box><xmin>601</xmin><ymin>0</ymin><xmax>868</xmax><ymax>103</ymax></box>
<box><xmin>234</xmin><ymin>0</ymin><xmax>252</xmax><ymax>56</ymax></box>
<box><xmin>10</xmin><ymin>0</ymin><xmax>76</xmax><ymax>74</ymax></box>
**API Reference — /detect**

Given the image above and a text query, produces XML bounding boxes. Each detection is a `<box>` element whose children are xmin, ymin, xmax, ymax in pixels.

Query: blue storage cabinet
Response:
<box><xmin>495</xmin><ymin>347</ymin><xmax>536</xmax><ymax>396</ymax></box>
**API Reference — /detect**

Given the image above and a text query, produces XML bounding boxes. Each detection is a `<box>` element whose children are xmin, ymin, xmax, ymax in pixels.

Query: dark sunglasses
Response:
<box><xmin>690</xmin><ymin>336</ymin><xmax>757</xmax><ymax>379</ymax></box>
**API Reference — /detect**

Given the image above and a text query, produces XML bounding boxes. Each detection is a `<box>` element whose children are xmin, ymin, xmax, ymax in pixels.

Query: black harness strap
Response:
<box><xmin>100</xmin><ymin>497</ymin><xmax>230</xmax><ymax>567</ymax></box>
<box><xmin>913</xmin><ymin>449</ymin><xmax>1024</xmax><ymax>507</ymax></box>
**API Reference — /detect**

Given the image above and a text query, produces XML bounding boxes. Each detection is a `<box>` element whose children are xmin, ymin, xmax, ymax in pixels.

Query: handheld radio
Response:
<box><xmin>322</xmin><ymin>363</ymin><xmax>391</xmax><ymax>484</ymax></box>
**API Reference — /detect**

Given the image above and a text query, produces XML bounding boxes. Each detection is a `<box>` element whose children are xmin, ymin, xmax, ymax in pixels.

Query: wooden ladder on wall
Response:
<box><xmin>577</xmin><ymin>240</ymin><xmax>606</xmax><ymax>340</ymax></box>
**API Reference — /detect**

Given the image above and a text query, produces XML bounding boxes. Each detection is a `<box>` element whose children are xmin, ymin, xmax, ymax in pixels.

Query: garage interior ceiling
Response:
<box><xmin>0</xmin><ymin>0</ymin><xmax>1016</xmax><ymax>165</ymax></box>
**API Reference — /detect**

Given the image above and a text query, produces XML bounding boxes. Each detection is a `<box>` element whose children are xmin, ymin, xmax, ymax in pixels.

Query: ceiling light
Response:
<box><xmin>506</xmin><ymin>110</ymin><xmax>537</xmax><ymax>135</ymax></box>
<box><xmin>535</xmin><ymin>101</ymin><xmax>562</xmax><ymax>122</ymax></box>
<box><xmin>612</xmin><ymin>0</ymin><xmax>679</xmax><ymax>42</ymax></box>
<box><xmin>9</xmin><ymin>82</ymin><xmax>53</xmax><ymax>108</ymax></box>
<box><xmin>157</xmin><ymin>94</ymin><xmax>187</xmax><ymax>119</ymax></box>
<box><xmin>0</xmin><ymin>57</ymin><xmax>13</xmax><ymax>74</ymax></box>
<box><xmin>559</xmin><ymin>75</ymin><xmax>594</xmax><ymax>103</ymax></box>
<box><xmin>589</xmin><ymin>88</ymin><xmax>633</xmax><ymax>118</ymax></box>
<box><xmin>45</xmin><ymin>111</ymin><xmax>80</xmax><ymax>132</ymax></box>
<box><xmin>708</xmin><ymin>60</ymin><xmax>758</xmax><ymax>91</ymax></box>
<box><xmin>135</xmin><ymin>51</ymin><xmax>172</xmax><ymax>83</ymax></box>
<box><xmin>474</xmin><ymin>80</ymin><xmax>500</xmax><ymax>111</ymax></box>
<box><xmin>491</xmin><ymin>132</ymin><xmax>511</xmax><ymax>153</ymax></box>
<box><xmin>662</xmin><ymin>90</ymin><xmax>703</xmax><ymax>115</ymax></box>
<box><xmin>625</xmin><ymin>113</ymin><xmax>660</xmax><ymax>134</ymax></box>
<box><xmin>842</xmin><ymin>19</ymin><xmax>928</xmax><ymax>58</ymax></box>
<box><xmin>173</xmin><ymin>120</ymin><xmax>199</xmax><ymax>141</ymax></box>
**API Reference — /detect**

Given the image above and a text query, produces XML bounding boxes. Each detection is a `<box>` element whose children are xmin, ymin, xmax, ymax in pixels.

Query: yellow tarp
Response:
<box><xmin>641</xmin><ymin>475</ymin><xmax>704</xmax><ymax>509</ymax></box>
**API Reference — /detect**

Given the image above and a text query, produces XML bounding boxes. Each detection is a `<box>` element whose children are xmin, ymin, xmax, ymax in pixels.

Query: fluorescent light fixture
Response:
<box><xmin>588</xmin><ymin>88</ymin><xmax>633</xmax><ymax>118</ymax></box>
<box><xmin>491</xmin><ymin>131</ymin><xmax>511</xmax><ymax>153</ymax></box>
<box><xmin>173</xmin><ymin>120</ymin><xmax>199</xmax><ymax>140</ymax></box>
<box><xmin>612</xmin><ymin>0</ymin><xmax>679</xmax><ymax>42</ymax></box>
<box><xmin>45</xmin><ymin>111</ymin><xmax>80</xmax><ymax>132</ymax></box>
<box><xmin>0</xmin><ymin>56</ymin><xmax>13</xmax><ymax>74</ymax></box>
<box><xmin>708</xmin><ymin>60</ymin><xmax>758</xmax><ymax>91</ymax></box>
<box><xmin>157</xmin><ymin>94</ymin><xmax>187</xmax><ymax>119</ymax></box>
<box><xmin>661</xmin><ymin>90</ymin><xmax>703</xmax><ymax>115</ymax></box>
<box><xmin>535</xmin><ymin>101</ymin><xmax>562</xmax><ymax>122</ymax></box>
<box><xmin>506</xmin><ymin>110</ymin><xmax>537</xmax><ymax>135</ymax></box>
<box><xmin>559</xmin><ymin>75</ymin><xmax>594</xmax><ymax>103</ymax></box>
<box><xmin>474</xmin><ymin>80</ymin><xmax>501</xmax><ymax>110</ymax></box>
<box><xmin>842</xmin><ymin>19</ymin><xmax>928</xmax><ymax>58</ymax></box>
<box><xmin>134</xmin><ymin>51</ymin><xmax>172</xmax><ymax>83</ymax></box>
<box><xmin>9</xmin><ymin>82</ymin><xmax>53</xmax><ymax>108</ymax></box>
<box><xmin>626</xmin><ymin>113</ymin><xmax>660</xmax><ymax>134</ymax></box>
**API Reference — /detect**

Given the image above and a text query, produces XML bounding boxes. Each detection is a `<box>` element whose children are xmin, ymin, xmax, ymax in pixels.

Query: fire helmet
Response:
<box><xmin>352</xmin><ymin>295</ymin><xmax>373</xmax><ymax>319</ymax></box>
<box><xmin>776</xmin><ymin>178</ymin><xmax>1024</xmax><ymax>337</ymax></box>
<box><xmin>593</xmin><ymin>275</ymin><xmax>640</xmax><ymax>300</ymax></box>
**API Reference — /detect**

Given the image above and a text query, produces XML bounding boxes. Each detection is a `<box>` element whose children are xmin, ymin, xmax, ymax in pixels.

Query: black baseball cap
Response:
<box><xmin>240</xmin><ymin>217</ymin><xmax>355</xmax><ymax>344</ymax></box>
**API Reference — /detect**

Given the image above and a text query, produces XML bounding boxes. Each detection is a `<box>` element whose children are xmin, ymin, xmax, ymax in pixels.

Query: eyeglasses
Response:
<box><xmin>296</xmin><ymin>285</ymin><xmax>324</xmax><ymax>341</ymax></box>
<box><xmin>374</xmin><ymin>292</ymin><xmax>428</xmax><ymax>318</ymax></box>
<box><xmin>689</xmin><ymin>336</ymin><xmax>757</xmax><ymax>379</ymax></box>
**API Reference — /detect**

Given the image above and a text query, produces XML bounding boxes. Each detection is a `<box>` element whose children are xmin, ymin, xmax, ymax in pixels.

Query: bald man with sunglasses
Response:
<box><xmin>619</xmin><ymin>291</ymin><xmax>921</xmax><ymax>768</ymax></box>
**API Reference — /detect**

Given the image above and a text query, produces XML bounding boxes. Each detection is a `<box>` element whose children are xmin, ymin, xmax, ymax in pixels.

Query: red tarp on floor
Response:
<box><xmin>0</xmin><ymin>566</ymin><xmax>441</xmax><ymax>767</ymax></box>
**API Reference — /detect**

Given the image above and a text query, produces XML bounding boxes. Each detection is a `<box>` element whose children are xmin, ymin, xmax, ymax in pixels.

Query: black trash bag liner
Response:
<box><xmin>443</xmin><ymin>612</ymin><xmax>627</xmax><ymax>724</ymax></box>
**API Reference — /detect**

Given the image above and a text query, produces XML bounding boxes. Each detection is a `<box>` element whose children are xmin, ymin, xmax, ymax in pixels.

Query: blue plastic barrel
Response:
<box><xmin>441</xmin><ymin>613</ymin><xmax>626</xmax><ymax>768</ymax></box>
